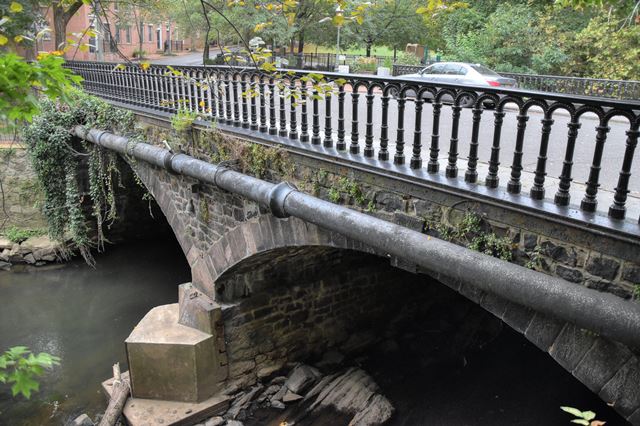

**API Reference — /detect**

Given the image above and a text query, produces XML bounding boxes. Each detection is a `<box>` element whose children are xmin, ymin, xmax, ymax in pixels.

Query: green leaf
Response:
<box><xmin>561</xmin><ymin>407</ymin><xmax>585</xmax><ymax>418</ymax></box>
<box><xmin>10</xmin><ymin>370</ymin><xmax>39</xmax><ymax>399</ymax></box>
<box><xmin>582</xmin><ymin>411</ymin><xmax>596</xmax><ymax>421</ymax></box>
<box><xmin>9</xmin><ymin>2</ymin><xmax>23</xmax><ymax>13</ymax></box>
<box><xmin>570</xmin><ymin>420</ymin><xmax>589</xmax><ymax>425</ymax></box>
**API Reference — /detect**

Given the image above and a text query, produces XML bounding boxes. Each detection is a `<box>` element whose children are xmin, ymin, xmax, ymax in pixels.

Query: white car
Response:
<box><xmin>400</xmin><ymin>62</ymin><xmax>517</xmax><ymax>106</ymax></box>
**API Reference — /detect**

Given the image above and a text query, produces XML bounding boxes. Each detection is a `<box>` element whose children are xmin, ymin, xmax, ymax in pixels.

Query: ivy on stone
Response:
<box><xmin>22</xmin><ymin>91</ymin><xmax>135</xmax><ymax>265</ymax></box>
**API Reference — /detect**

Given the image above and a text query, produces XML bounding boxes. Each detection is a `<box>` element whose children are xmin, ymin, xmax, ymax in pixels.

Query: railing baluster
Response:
<box><xmin>428</xmin><ymin>99</ymin><xmax>442</xmax><ymax>173</ymax></box>
<box><xmin>581</xmin><ymin>121</ymin><xmax>611</xmax><ymax>212</ymax></box>
<box><xmin>608</xmin><ymin>125</ymin><xmax>639</xmax><ymax>219</ymax></box>
<box><xmin>269</xmin><ymin>78</ymin><xmax>277</xmax><ymax>135</ymax></box>
<box><xmin>206</xmin><ymin>72</ymin><xmax>215</xmax><ymax>118</ymax></box>
<box><xmin>250</xmin><ymin>77</ymin><xmax>258</xmax><ymax>130</ymax></box>
<box><xmin>350</xmin><ymin>91</ymin><xmax>360</xmax><ymax>154</ymax></box>
<box><xmin>530</xmin><ymin>115</ymin><xmax>555</xmax><ymax>200</ymax></box>
<box><xmin>554</xmin><ymin>118</ymin><xmax>581</xmax><ymax>206</ymax></box>
<box><xmin>394</xmin><ymin>95</ymin><xmax>406</xmax><ymax>165</ymax></box>
<box><xmin>300</xmin><ymin>85</ymin><xmax>309</xmax><ymax>142</ymax></box>
<box><xmin>232</xmin><ymin>74</ymin><xmax>241</xmax><ymax>126</ymax></box>
<box><xmin>279</xmin><ymin>81</ymin><xmax>287</xmax><ymax>137</ymax></box>
<box><xmin>465</xmin><ymin>105</ymin><xmax>483</xmax><ymax>183</ymax></box>
<box><xmin>241</xmin><ymin>76</ymin><xmax>249</xmax><ymax>128</ymax></box>
<box><xmin>446</xmin><ymin>101</ymin><xmax>462</xmax><ymax>177</ymax></box>
<box><xmin>379</xmin><ymin>90</ymin><xmax>389</xmax><ymax>161</ymax></box>
<box><xmin>411</xmin><ymin>98</ymin><xmax>423</xmax><ymax>169</ymax></box>
<box><xmin>323</xmin><ymin>93</ymin><xmax>333</xmax><ymax>147</ymax></box>
<box><xmin>507</xmin><ymin>112</ymin><xmax>530</xmax><ymax>194</ymax></box>
<box><xmin>337</xmin><ymin>86</ymin><xmax>346</xmax><ymax>151</ymax></box>
<box><xmin>364</xmin><ymin>90</ymin><xmax>375</xmax><ymax>157</ymax></box>
<box><xmin>486</xmin><ymin>109</ymin><xmax>506</xmax><ymax>188</ymax></box>
<box><xmin>311</xmin><ymin>90</ymin><xmax>321</xmax><ymax>144</ymax></box>
<box><xmin>289</xmin><ymin>79</ymin><xmax>298</xmax><ymax>139</ymax></box>
<box><xmin>217</xmin><ymin>73</ymin><xmax>224</xmax><ymax>121</ymax></box>
<box><xmin>225</xmin><ymin>74</ymin><xmax>232</xmax><ymax>124</ymax></box>
<box><xmin>259</xmin><ymin>78</ymin><xmax>267</xmax><ymax>132</ymax></box>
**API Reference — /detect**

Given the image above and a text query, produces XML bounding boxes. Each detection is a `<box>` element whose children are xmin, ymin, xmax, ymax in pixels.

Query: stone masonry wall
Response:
<box><xmin>0</xmin><ymin>146</ymin><xmax>46</xmax><ymax>230</ymax></box>
<box><xmin>130</xmin><ymin>118</ymin><xmax>640</xmax><ymax>423</ymax></box>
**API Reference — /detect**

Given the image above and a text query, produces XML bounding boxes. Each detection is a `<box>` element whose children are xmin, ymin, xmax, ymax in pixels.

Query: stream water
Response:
<box><xmin>0</xmin><ymin>237</ymin><xmax>630</xmax><ymax>425</ymax></box>
<box><xmin>0</xmin><ymin>238</ymin><xmax>190</xmax><ymax>425</ymax></box>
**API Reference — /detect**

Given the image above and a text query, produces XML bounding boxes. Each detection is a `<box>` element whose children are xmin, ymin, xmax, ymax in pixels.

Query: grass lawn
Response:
<box><xmin>302</xmin><ymin>43</ymin><xmax>395</xmax><ymax>57</ymax></box>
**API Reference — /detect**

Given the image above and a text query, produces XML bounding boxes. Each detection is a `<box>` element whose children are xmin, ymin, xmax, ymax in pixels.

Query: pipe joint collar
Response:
<box><xmin>163</xmin><ymin>151</ymin><xmax>178</xmax><ymax>174</ymax></box>
<box><xmin>269</xmin><ymin>182</ymin><xmax>297</xmax><ymax>218</ymax></box>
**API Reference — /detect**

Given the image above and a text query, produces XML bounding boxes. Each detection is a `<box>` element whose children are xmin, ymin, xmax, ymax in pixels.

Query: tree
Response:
<box><xmin>341</xmin><ymin>0</ymin><xmax>425</xmax><ymax>57</ymax></box>
<box><xmin>52</xmin><ymin>0</ymin><xmax>85</xmax><ymax>50</ymax></box>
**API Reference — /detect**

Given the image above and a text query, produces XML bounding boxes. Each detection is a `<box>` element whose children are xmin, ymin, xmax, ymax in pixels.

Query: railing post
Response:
<box><xmin>446</xmin><ymin>102</ymin><xmax>462</xmax><ymax>177</ymax></box>
<box><xmin>241</xmin><ymin>76</ymin><xmax>250</xmax><ymax>128</ymax></box>
<box><xmin>379</xmin><ymin>91</ymin><xmax>390</xmax><ymax>161</ymax></box>
<box><xmin>350</xmin><ymin>91</ymin><xmax>360</xmax><ymax>154</ymax></box>
<box><xmin>608</xmin><ymin>126</ymin><xmax>639</xmax><ymax>219</ymax></box>
<box><xmin>259</xmin><ymin>78</ymin><xmax>268</xmax><ymax>133</ymax></box>
<box><xmin>278</xmin><ymin>82</ymin><xmax>287</xmax><ymax>137</ymax></box>
<box><xmin>394</xmin><ymin>95</ymin><xmax>406</xmax><ymax>165</ymax></box>
<box><xmin>323</xmin><ymin>93</ymin><xmax>333</xmax><ymax>147</ymax></box>
<box><xmin>530</xmin><ymin>116</ymin><xmax>555</xmax><ymax>200</ymax></box>
<box><xmin>311</xmin><ymin>90</ymin><xmax>321</xmax><ymax>144</ymax></box>
<box><xmin>268</xmin><ymin>77</ymin><xmax>277</xmax><ymax>135</ymax></box>
<box><xmin>364</xmin><ymin>91</ymin><xmax>375</xmax><ymax>158</ymax></box>
<box><xmin>465</xmin><ymin>105</ymin><xmax>483</xmax><ymax>183</ymax></box>
<box><xmin>554</xmin><ymin>119</ymin><xmax>581</xmax><ymax>206</ymax></box>
<box><xmin>289</xmin><ymin>79</ymin><xmax>298</xmax><ymax>139</ymax></box>
<box><xmin>507</xmin><ymin>112</ymin><xmax>530</xmax><ymax>194</ymax></box>
<box><xmin>486</xmin><ymin>109</ymin><xmax>506</xmax><ymax>188</ymax></box>
<box><xmin>581</xmin><ymin>122</ymin><xmax>610</xmax><ymax>212</ymax></box>
<box><xmin>428</xmin><ymin>100</ymin><xmax>442</xmax><ymax>173</ymax></box>
<box><xmin>300</xmin><ymin>85</ymin><xmax>309</xmax><ymax>142</ymax></box>
<box><xmin>410</xmin><ymin>99</ymin><xmax>423</xmax><ymax>169</ymax></box>
<box><xmin>337</xmin><ymin>86</ymin><xmax>346</xmax><ymax>150</ymax></box>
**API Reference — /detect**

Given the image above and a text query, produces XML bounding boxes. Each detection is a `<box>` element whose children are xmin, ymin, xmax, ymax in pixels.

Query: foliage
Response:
<box><xmin>22</xmin><ymin>91</ymin><xmax>135</xmax><ymax>264</ymax></box>
<box><xmin>633</xmin><ymin>284</ymin><xmax>640</xmax><ymax>301</ymax></box>
<box><xmin>427</xmin><ymin>211</ymin><xmax>514</xmax><ymax>262</ymax></box>
<box><xmin>349</xmin><ymin>56</ymin><xmax>377</xmax><ymax>73</ymax></box>
<box><xmin>0</xmin><ymin>53</ymin><xmax>82</xmax><ymax>125</ymax></box>
<box><xmin>0</xmin><ymin>346</ymin><xmax>60</xmax><ymax>399</ymax></box>
<box><xmin>394</xmin><ymin>51</ymin><xmax>421</xmax><ymax>66</ymax></box>
<box><xmin>171</xmin><ymin>108</ymin><xmax>199</xmax><ymax>132</ymax></box>
<box><xmin>560</xmin><ymin>406</ymin><xmax>606</xmax><ymax>425</ymax></box>
<box><xmin>0</xmin><ymin>226</ymin><xmax>46</xmax><ymax>243</ymax></box>
<box><xmin>565</xmin><ymin>16</ymin><xmax>640</xmax><ymax>80</ymax></box>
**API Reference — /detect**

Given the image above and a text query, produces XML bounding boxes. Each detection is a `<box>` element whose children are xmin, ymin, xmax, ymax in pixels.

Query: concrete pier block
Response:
<box><xmin>126</xmin><ymin>303</ymin><xmax>225</xmax><ymax>402</ymax></box>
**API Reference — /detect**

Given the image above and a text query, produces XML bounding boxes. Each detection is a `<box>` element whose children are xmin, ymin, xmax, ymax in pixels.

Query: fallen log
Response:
<box><xmin>99</xmin><ymin>363</ymin><xmax>130</xmax><ymax>426</ymax></box>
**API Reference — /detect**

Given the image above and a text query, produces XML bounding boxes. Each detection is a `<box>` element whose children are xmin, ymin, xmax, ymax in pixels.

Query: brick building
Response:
<box><xmin>36</xmin><ymin>4</ymin><xmax>188</xmax><ymax>62</ymax></box>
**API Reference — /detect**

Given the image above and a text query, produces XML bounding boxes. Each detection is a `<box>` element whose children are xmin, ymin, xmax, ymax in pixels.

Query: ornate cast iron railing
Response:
<box><xmin>392</xmin><ymin>64</ymin><xmax>640</xmax><ymax>101</ymax></box>
<box><xmin>65</xmin><ymin>61</ymin><xmax>640</xmax><ymax>231</ymax></box>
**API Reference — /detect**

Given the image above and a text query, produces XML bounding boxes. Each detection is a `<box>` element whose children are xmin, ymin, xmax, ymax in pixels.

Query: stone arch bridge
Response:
<box><xmin>65</xmin><ymin>61</ymin><xmax>640</xmax><ymax>424</ymax></box>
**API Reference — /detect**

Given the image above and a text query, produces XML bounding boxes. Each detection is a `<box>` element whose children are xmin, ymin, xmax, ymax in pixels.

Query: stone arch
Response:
<box><xmin>130</xmin><ymin>161</ymin><xmax>640</xmax><ymax>424</ymax></box>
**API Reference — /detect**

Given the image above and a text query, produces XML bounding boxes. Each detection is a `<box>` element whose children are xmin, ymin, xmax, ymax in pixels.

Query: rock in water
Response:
<box><xmin>284</xmin><ymin>364</ymin><xmax>322</xmax><ymax>395</ymax></box>
<box><xmin>308</xmin><ymin>368</ymin><xmax>394</xmax><ymax>426</ymax></box>
<box><xmin>71</xmin><ymin>414</ymin><xmax>95</xmax><ymax>426</ymax></box>
<box><xmin>282</xmin><ymin>390</ymin><xmax>303</xmax><ymax>403</ymax></box>
<box><xmin>349</xmin><ymin>394</ymin><xmax>394</xmax><ymax>426</ymax></box>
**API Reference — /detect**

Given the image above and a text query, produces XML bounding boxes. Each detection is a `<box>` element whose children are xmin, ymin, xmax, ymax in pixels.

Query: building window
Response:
<box><xmin>115</xmin><ymin>25</ymin><xmax>121</xmax><ymax>43</ymax></box>
<box><xmin>148</xmin><ymin>24</ymin><xmax>153</xmax><ymax>42</ymax></box>
<box><xmin>125</xmin><ymin>26</ymin><xmax>131</xmax><ymax>44</ymax></box>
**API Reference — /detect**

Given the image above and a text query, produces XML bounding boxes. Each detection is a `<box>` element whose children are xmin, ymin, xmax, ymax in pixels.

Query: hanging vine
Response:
<box><xmin>22</xmin><ymin>91</ymin><xmax>135</xmax><ymax>265</ymax></box>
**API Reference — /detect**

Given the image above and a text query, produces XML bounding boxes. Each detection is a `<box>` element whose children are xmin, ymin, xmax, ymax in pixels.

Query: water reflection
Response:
<box><xmin>0</xmin><ymin>238</ymin><xmax>189</xmax><ymax>425</ymax></box>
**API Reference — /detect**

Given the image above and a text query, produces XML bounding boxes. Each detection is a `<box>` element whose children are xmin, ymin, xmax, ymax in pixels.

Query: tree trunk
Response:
<box><xmin>297</xmin><ymin>31</ymin><xmax>304</xmax><ymax>54</ymax></box>
<box><xmin>52</xmin><ymin>1</ymin><xmax>84</xmax><ymax>51</ymax></box>
<box><xmin>365</xmin><ymin>42</ymin><xmax>371</xmax><ymax>57</ymax></box>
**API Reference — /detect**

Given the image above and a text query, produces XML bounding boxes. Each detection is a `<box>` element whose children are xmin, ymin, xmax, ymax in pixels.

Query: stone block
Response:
<box><xmin>392</xmin><ymin>211</ymin><xmax>425</xmax><ymax>232</ymax></box>
<box><xmin>548</xmin><ymin>323</ymin><xmax>597</xmax><ymax>372</ymax></box>
<box><xmin>555</xmin><ymin>265</ymin><xmax>583</xmax><ymax>283</ymax></box>
<box><xmin>522</xmin><ymin>233</ymin><xmax>538</xmax><ymax>251</ymax></box>
<box><xmin>524</xmin><ymin>313</ymin><xmax>564</xmax><ymax>351</ymax></box>
<box><xmin>126</xmin><ymin>304</ymin><xmax>225</xmax><ymax>402</ymax></box>
<box><xmin>585</xmin><ymin>255</ymin><xmax>620</xmax><ymax>280</ymax></box>
<box><xmin>539</xmin><ymin>240</ymin><xmax>585</xmax><ymax>267</ymax></box>
<box><xmin>599</xmin><ymin>356</ymin><xmax>640</xmax><ymax>419</ymax></box>
<box><xmin>572</xmin><ymin>338</ymin><xmax>632</xmax><ymax>393</ymax></box>
<box><xmin>178</xmin><ymin>283</ymin><xmax>222</xmax><ymax>335</ymax></box>
<box><xmin>622</xmin><ymin>263</ymin><xmax>640</xmax><ymax>284</ymax></box>
<box><xmin>501</xmin><ymin>302</ymin><xmax>534</xmax><ymax>333</ymax></box>
<box><xmin>480</xmin><ymin>292</ymin><xmax>508</xmax><ymax>318</ymax></box>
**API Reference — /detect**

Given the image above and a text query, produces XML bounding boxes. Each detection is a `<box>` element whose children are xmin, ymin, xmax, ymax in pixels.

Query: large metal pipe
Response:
<box><xmin>73</xmin><ymin>126</ymin><xmax>640</xmax><ymax>349</ymax></box>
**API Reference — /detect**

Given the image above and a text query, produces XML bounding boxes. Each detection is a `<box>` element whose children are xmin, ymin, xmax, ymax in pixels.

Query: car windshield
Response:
<box><xmin>471</xmin><ymin>64</ymin><xmax>500</xmax><ymax>76</ymax></box>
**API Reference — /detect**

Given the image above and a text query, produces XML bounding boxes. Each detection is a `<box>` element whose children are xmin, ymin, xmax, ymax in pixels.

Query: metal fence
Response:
<box><xmin>65</xmin><ymin>61</ymin><xmax>640</xmax><ymax>228</ymax></box>
<box><xmin>392</xmin><ymin>65</ymin><xmax>640</xmax><ymax>100</ymax></box>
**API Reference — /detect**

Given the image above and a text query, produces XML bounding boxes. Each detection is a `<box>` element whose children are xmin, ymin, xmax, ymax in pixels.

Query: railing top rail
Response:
<box><xmin>498</xmin><ymin>71</ymin><xmax>640</xmax><ymax>86</ymax></box>
<box><xmin>70</xmin><ymin>61</ymin><xmax>640</xmax><ymax>110</ymax></box>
